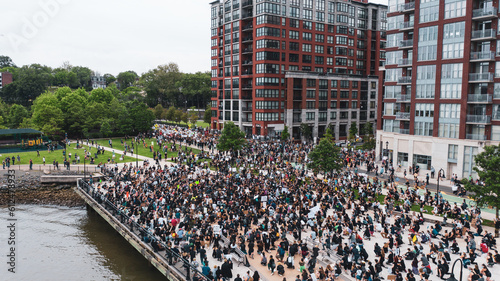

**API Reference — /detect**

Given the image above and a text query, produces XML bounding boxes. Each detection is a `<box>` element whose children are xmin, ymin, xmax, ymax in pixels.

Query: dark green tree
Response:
<box><xmin>281</xmin><ymin>125</ymin><xmax>290</xmax><ymax>141</ymax></box>
<box><xmin>308</xmin><ymin>138</ymin><xmax>343</xmax><ymax>177</ymax></box>
<box><xmin>349</xmin><ymin>122</ymin><xmax>358</xmax><ymax>141</ymax></box>
<box><xmin>1</xmin><ymin>64</ymin><xmax>52</xmax><ymax>105</ymax></box>
<box><xmin>204</xmin><ymin>104</ymin><xmax>212</xmax><ymax>124</ymax></box>
<box><xmin>300</xmin><ymin>123</ymin><xmax>312</xmax><ymax>141</ymax></box>
<box><xmin>362</xmin><ymin>122</ymin><xmax>374</xmax><ymax>136</ymax></box>
<box><xmin>0</xmin><ymin>56</ymin><xmax>16</xmax><ymax>68</ymax></box>
<box><xmin>103</xmin><ymin>73</ymin><xmax>116</xmax><ymax>86</ymax></box>
<box><xmin>217</xmin><ymin>122</ymin><xmax>246</xmax><ymax>152</ymax></box>
<box><xmin>8</xmin><ymin>104</ymin><xmax>29</xmax><ymax>128</ymax></box>
<box><xmin>71</xmin><ymin>66</ymin><xmax>92</xmax><ymax>90</ymax></box>
<box><xmin>153</xmin><ymin>104</ymin><xmax>164</xmax><ymax>120</ymax></box>
<box><xmin>140</xmin><ymin>63</ymin><xmax>182</xmax><ymax>107</ymax></box>
<box><xmin>117</xmin><ymin>70</ymin><xmax>138</xmax><ymax>89</ymax></box>
<box><xmin>463</xmin><ymin>144</ymin><xmax>500</xmax><ymax>236</ymax></box>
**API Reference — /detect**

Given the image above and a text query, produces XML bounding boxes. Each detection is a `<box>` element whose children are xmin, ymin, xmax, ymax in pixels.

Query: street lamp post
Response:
<box><xmin>84</xmin><ymin>151</ymin><xmax>86</xmax><ymax>182</ymax></box>
<box><xmin>437</xmin><ymin>168</ymin><xmax>445</xmax><ymax>204</ymax></box>
<box><xmin>446</xmin><ymin>259</ymin><xmax>463</xmax><ymax>281</ymax></box>
<box><xmin>136</xmin><ymin>140</ymin><xmax>139</xmax><ymax>168</ymax></box>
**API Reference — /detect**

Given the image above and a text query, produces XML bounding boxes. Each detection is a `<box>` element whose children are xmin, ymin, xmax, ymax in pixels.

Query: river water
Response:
<box><xmin>0</xmin><ymin>205</ymin><xmax>167</xmax><ymax>281</ymax></box>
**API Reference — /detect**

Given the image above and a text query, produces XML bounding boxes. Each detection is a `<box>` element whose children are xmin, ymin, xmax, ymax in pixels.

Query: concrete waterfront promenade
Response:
<box><xmin>9</xmin><ymin>134</ymin><xmax>500</xmax><ymax>281</ymax></box>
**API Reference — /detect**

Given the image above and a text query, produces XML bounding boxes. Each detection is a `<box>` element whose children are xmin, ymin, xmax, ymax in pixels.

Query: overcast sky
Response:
<box><xmin>0</xmin><ymin>0</ymin><xmax>387</xmax><ymax>76</ymax></box>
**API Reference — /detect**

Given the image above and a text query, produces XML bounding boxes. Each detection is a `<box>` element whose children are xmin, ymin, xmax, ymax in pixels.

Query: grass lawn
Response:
<box><xmin>89</xmin><ymin>138</ymin><xmax>203</xmax><ymax>160</ymax></box>
<box><xmin>159</xmin><ymin>121</ymin><xmax>210</xmax><ymax>128</ymax></box>
<box><xmin>0</xmin><ymin>144</ymin><xmax>136</xmax><ymax>166</ymax></box>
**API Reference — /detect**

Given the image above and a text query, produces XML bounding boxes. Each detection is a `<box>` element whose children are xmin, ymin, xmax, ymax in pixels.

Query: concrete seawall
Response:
<box><xmin>75</xmin><ymin>180</ymin><xmax>189</xmax><ymax>281</ymax></box>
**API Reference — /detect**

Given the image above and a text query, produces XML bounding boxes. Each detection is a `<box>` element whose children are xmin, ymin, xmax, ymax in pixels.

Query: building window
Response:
<box><xmin>444</xmin><ymin>0</ymin><xmax>466</xmax><ymax>19</ymax></box>
<box><xmin>413</xmin><ymin>154</ymin><xmax>432</xmax><ymax>170</ymax></box>
<box><xmin>414</xmin><ymin>121</ymin><xmax>433</xmax><ymax>136</ymax></box>
<box><xmin>448</xmin><ymin>144</ymin><xmax>458</xmax><ymax>161</ymax></box>
<box><xmin>463</xmin><ymin>146</ymin><xmax>479</xmax><ymax>179</ymax></box>
<box><xmin>306</xmin><ymin>112</ymin><xmax>315</xmax><ymax>121</ymax></box>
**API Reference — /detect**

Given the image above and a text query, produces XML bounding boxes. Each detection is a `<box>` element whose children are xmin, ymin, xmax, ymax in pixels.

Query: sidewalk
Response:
<box><xmin>356</xmin><ymin>162</ymin><xmax>499</xmax><ymax>221</ymax></box>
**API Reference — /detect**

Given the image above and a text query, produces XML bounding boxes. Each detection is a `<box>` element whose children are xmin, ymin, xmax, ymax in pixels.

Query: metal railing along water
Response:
<box><xmin>78</xmin><ymin>179</ymin><xmax>210</xmax><ymax>281</ymax></box>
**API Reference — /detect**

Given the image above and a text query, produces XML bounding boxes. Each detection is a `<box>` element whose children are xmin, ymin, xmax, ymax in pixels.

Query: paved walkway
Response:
<box><xmin>27</xmin><ymin>140</ymin><xmax>500</xmax><ymax>281</ymax></box>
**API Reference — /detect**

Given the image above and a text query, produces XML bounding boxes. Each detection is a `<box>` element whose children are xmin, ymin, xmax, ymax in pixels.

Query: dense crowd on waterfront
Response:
<box><xmin>89</xmin><ymin>125</ymin><xmax>499</xmax><ymax>281</ymax></box>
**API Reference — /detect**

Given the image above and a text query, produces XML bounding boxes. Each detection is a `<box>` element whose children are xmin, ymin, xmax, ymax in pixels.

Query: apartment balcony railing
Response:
<box><xmin>242</xmin><ymin>84</ymin><xmax>253</xmax><ymax>89</ymax></box>
<box><xmin>399</xmin><ymin>21</ymin><xmax>414</xmax><ymax>30</ymax></box>
<box><xmin>397</xmin><ymin>76</ymin><xmax>412</xmax><ymax>84</ymax></box>
<box><xmin>293</xmin><ymin>108</ymin><xmax>302</xmax><ymax>112</ymax></box>
<box><xmin>396</xmin><ymin>94</ymin><xmax>410</xmax><ymax>102</ymax></box>
<box><xmin>395</xmin><ymin>112</ymin><xmax>411</xmax><ymax>120</ymax></box>
<box><xmin>469</xmin><ymin>73</ymin><xmax>493</xmax><ymax>82</ymax></box>
<box><xmin>470</xmin><ymin>51</ymin><xmax>495</xmax><ymax>61</ymax></box>
<box><xmin>242</xmin><ymin>24</ymin><xmax>253</xmax><ymax>31</ymax></box>
<box><xmin>466</xmin><ymin>134</ymin><xmax>487</xmax><ymax>140</ymax></box>
<box><xmin>468</xmin><ymin>94</ymin><xmax>492</xmax><ymax>103</ymax></box>
<box><xmin>242</xmin><ymin>0</ymin><xmax>253</xmax><ymax>8</ymax></box>
<box><xmin>398</xmin><ymin>39</ymin><xmax>414</xmax><ymax>49</ymax></box>
<box><xmin>466</xmin><ymin>115</ymin><xmax>492</xmax><ymax>124</ymax></box>
<box><xmin>399</xmin><ymin>129</ymin><xmax>410</xmax><ymax>134</ymax></box>
<box><xmin>398</xmin><ymin>2</ymin><xmax>415</xmax><ymax>12</ymax></box>
<box><xmin>242</xmin><ymin>47</ymin><xmax>253</xmax><ymax>53</ymax></box>
<box><xmin>241</xmin><ymin>107</ymin><xmax>252</xmax><ymax>111</ymax></box>
<box><xmin>293</xmin><ymin>118</ymin><xmax>302</xmax><ymax>123</ymax></box>
<box><xmin>398</xmin><ymin>58</ymin><xmax>412</xmax><ymax>66</ymax></box>
<box><xmin>471</xmin><ymin>29</ymin><xmax>496</xmax><ymax>40</ymax></box>
<box><xmin>472</xmin><ymin>7</ymin><xmax>497</xmax><ymax>20</ymax></box>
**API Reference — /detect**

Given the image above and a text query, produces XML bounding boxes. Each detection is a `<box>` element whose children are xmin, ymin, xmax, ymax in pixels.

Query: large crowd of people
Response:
<box><xmin>89</xmin><ymin>125</ymin><xmax>499</xmax><ymax>281</ymax></box>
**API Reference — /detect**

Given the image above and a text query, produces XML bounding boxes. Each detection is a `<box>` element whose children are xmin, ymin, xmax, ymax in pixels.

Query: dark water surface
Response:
<box><xmin>1</xmin><ymin>205</ymin><xmax>167</xmax><ymax>281</ymax></box>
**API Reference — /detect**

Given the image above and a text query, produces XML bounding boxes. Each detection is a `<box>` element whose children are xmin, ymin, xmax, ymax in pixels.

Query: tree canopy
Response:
<box><xmin>463</xmin><ymin>144</ymin><xmax>500</xmax><ymax>220</ymax></box>
<box><xmin>217</xmin><ymin>122</ymin><xmax>246</xmax><ymax>152</ymax></box>
<box><xmin>308</xmin><ymin>137</ymin><xmax>343</xmax><ymax>177</ymax></box>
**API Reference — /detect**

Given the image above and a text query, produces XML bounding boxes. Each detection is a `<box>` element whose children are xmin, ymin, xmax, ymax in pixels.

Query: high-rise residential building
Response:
<box><xmin>377</xmin><ymin>0</ymin><xmax>500</xmax><ymax>179</ymax></box>
<box><xmin>210</xmin><ymin>0</ymin><xmax>387</xmax><ymax>140</ymax></box>
<box><xmin>0</xmin><ymin>72</ymin><xmax>13</xmax><ymax>89</ymax></box>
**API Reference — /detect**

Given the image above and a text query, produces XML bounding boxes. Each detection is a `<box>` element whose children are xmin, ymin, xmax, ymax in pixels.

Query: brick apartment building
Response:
<box><xmin>210</xmin><ymin>0</ymin><xmax>387</xmax><ymax>140</ymax></box>
<box><xmin>0</xmin><ymin>72</ymin><xmax>13</xmax><ymax>89</ymax></box>
<box><xmin>377</xmin><ymin>0</ymin><xmax>500</xmax><ymax>179</ymax></box>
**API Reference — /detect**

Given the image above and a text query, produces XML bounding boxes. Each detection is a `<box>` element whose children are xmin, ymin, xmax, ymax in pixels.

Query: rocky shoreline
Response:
<box><xmin>0</xmin><ymin>171</ymin><xmax>85</xmax><ymax>207</ymax></box>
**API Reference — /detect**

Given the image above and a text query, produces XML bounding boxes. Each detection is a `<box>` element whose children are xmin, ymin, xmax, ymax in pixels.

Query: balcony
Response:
<box><xmin>466</xmin><ymin>134</ymin><xmax>487</xmax><ymax>140</ymax></box>
<box><xmin>396</xmin><ymin>94</ymin><xmax>410</xmax><ymax>102</ymax></box>
<box><xmin>399</xmin><ymin>129</ymin><xmax>410</xmax><ymax>134</ymax></box>
<box><xmin>242</xmin><ymin>0</ymin><xmax>252</xmax><ymax>8</ymax></box>
<box><xmin>399</xmin><ymin>21</ymin><xmax>414</xmax><ymax>30</ymax></box>
<box><xmin>398</xmin><ymin>2</ymin><xmax>415</xmax><ymax>12</ymax></box>
<box><xmin>472</xmin><ymin>7</ymin><xmax>497</xmax><ymax>20</ymax></box>
<box><xmin>241</xmin><ymin>106</ymin><xmax>252</xmax><ymax>111</ymax></box>
<box><xmin>468</xmin><ymin>94</ymin><xmax>492</xmax><ymax>103</ymax></box>
<box><xmin>242</xmin><ymin>24</ymin><xmax>253</xmax><ymax>31</ymax></box>
<box><xmin>242</xmin><ymin>60</ymin><xmax>253</xmax><ymax>65</ymax></box>
<box><xmin>242</xmin><ymin>84</ymin><xmax>253</xmax><ymax>90</ymax></box>
<box><xmin>466</xmin><ymin>115</ymin><xmax>492</xmax><ymax>124</ymax></box>
<box><xmin>293</xmin><ymin>108</ymin><xmax>302</xmax><ymax>112</ymax></box>
<box><xmin>242</xmin><ymin>47</ymin><xmax>253</xmax><ymax>53</ymax></box>
<box><xmin>397</xmin><ymin>58</ymin><xmax>412</xmax><ymax>66</ymax></box>
<box><xmin>293</xmin><ymin>117</ymin><xmax>302</xmax><ymax>123</ymax></box>
<box><xmin>469</xmin><ymin>73</ymin><xmax>493</xmax><ymax>82</ymax></box>
<box><xmin>398</xmin><ymin>39</ymin><xmax>414</xmax><ymax>49</ymax></box>
<box><xmin>242</xmin><ymin>37</ymin><xmax>253</xmax><ymax>42</ymax></box>
<box><xmin>397</xmin><ymin>76</ymin><xmax>412</xmax><ymax>84</ymax></box>
<box><xmin>471</xmin><ymin>29</ymin><xmax>496</xmax><ymax>41</ymax></box>
<box><xmin>395</xmin><ymin>112</ymin><xmax>411</xmax><ymax>120</ymax></box>
<box><xmin>470</xmin><ymin>51</ymin><xmax>495</xmax><ymax>61</ymax></box>
<box><xmin>293</xmin><ymin>95</ymin><xmax>302</xmax><ymax>100</ymax></box>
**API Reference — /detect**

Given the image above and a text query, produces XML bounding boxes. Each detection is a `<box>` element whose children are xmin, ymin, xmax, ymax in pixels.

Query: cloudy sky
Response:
<box><xmin>0</xmin><ymin>0</ymin><xmax>387</xmax><ymax>76</ymax></box>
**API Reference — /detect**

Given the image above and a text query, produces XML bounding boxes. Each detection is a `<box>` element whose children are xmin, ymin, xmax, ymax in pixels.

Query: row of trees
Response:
<box><xmin>0</xmin><ymin>56</ymin><xmax>211</xmax><ymax>110</ymax></box>
<box><xmin>3</xmin><ymin>86</ymin><xmax>154</xmax><ymax>139</ymax></box>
